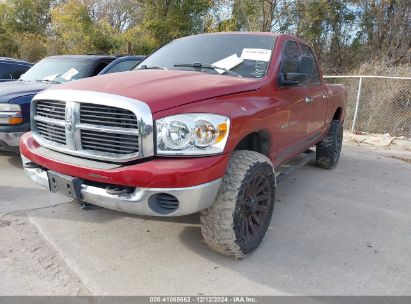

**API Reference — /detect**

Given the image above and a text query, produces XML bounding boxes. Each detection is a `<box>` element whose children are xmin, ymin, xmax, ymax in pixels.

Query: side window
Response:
<box><xmin>0</xmin><ymin>63</ymin><xmax>13</xmax><ymax>79</ymax></box>
<box><xmin>92</xmin><ymin>61</ymin><xmax>111</xmax><ymax>76</ymax></box>
<box><xmin>104</xmin><ymin>60</ymin><xmax>141</xmax><ymax>74</ymax></box>
<box><xmin>300</xmin><ymin>44</ymin><xmax>321</xmax><ymax>84</ymax></box>
<box><xmin>281</xmin><ymin>41</ymin><xmax>300</xmax><ymax>74</ymax></box>
<box><xmin>0</xmin><ymin>63</ymin><xmax>31</xmax><ymax>80</ymax></box>
<box><xmin>10</xmin><ymin>64</ymin><xmax>29</xmax><ymax>79</ymax></box>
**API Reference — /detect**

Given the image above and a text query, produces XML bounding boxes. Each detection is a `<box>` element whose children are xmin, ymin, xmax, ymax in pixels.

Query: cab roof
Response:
<box><xmin>44</xmin><ymin>55</ymin><xmax>115</xmax><ymax>61</ymax></box>
<box><xmin>0</xmin><ymin>57</ymin><xmax>33</xmax><ymax>65</ymax></box>
<box><xmin>191</xmin><ymin>32</ymin><xmax>307</xmax><ymax>44</ymax></box>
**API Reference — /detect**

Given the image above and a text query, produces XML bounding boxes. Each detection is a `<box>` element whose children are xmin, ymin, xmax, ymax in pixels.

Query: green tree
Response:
<box><xmin>138</xmin><ymin>0</ymin><xmax>213</xmax><ymax>47</ymax></box>
<box><xmin>0</xmin><ymin>0</ymin><xmax>51</xmax><ymax>61</ymax></box>
<box><xmin>216</xmin><ymin>0</ymin><xmax>294</xmax><ymax>32</ymax></box>
<box><xmin>49</xmin><ymin>0</ymin><xmax>95</xmax><ymax>54</ymax></box>
<box><xmin>49</xmin><ymin>0</ymin><xmax>119</xmax><ymax>54</ymax></box>
<box><xmin>2</xmin><ymin>0</ymin><xmax>52</xmax><ymax>34</ymax></box>
<box><xmin>0</xmin><ymin>0</ymin><xmax>408</xmax><ymax>73</ymax></box>
<box><xmin>0</xmin><ymin>3</ymin><xmax>18</xmax><ymax>57</ymax></box>
<box><xmin>295</xmin><ymin>0</ymin><xmax>355</xmax><ymax>73</ymax></box>
<box><xmin>354</xmin><ymin>0</ymin><xmax>410</xmax><ymax>65</ymax></box>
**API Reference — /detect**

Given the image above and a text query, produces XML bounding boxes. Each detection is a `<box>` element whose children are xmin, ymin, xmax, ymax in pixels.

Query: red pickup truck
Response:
<box><xmin>20</xmin><ymin>32</ymin><xmax>346</xmax><ymax>258</ymax></box>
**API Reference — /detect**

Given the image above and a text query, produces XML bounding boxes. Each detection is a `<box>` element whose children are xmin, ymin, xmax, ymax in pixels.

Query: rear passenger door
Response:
<box><xmin>299</xmin><ymin>43</ymin><xmax>328</xmax><ymax>134</ymax></box>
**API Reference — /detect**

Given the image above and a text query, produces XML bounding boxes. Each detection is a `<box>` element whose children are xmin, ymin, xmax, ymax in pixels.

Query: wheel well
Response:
<box><xmin>333</xmin><ymin>107</ymin><xmax>342</xmax><ymax>121</ymax></box>
<box><xmin>234</xmin><ymin>131</ymin><xmax>270</xmax><ymax>157</ymax></box>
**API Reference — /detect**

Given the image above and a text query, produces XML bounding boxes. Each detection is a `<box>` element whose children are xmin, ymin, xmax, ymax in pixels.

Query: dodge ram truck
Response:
<box><xmin>20</xmin><ymin>32</ymin><xmax>346</xmax><ymax>258</ymax></box>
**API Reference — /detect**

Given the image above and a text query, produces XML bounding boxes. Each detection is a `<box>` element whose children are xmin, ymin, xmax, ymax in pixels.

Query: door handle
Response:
<box><xmin>305</xmin><ymin>97</ymin><xmax>314</xmax><ymax>103</ymax></box>
<box><xmin>322</xmin><ymin>94</ymin><xmax>328</xmax><ymax>100</ymax></box>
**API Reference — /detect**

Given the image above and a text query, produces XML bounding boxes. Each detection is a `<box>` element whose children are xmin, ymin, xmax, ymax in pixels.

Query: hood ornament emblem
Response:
<box><xmin>65</xmin><ymin>120</ymin><xmax>73</xmax><ymax>132</ymax></box>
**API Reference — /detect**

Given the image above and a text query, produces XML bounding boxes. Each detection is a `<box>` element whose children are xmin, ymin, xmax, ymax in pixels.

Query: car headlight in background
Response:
<box><xmin>156</xmin><ymin>113</ymin><xmax>230</xmax><ymax>155</ymax></box>
<box><xmin>0</xmin><ymin>104</ymin><xmax>23</xmax><ymax>125</ymax></box>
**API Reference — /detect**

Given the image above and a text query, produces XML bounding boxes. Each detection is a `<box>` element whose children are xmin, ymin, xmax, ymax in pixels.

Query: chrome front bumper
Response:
<box><xmin>0</xmin><ymin>131</ymin><xmax>25</xmax><ymax>148</ymax></box>
<box><xmin>21</xmin><ymin>155</ymin><xmax>222</xmax><ymax>217</ymax></box>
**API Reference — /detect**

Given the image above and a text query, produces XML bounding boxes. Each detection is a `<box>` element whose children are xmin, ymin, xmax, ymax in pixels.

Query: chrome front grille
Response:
<box><xmin>36</xmin><ymin>100</ymin><xmax>66</xmax><ymax>120</ymax></box>
<box><xmin>80</xmin><ymin>104</ymin><xmax>138</xmax><ymax>128</ymax></box>
<box><xmin>34</xmin><ymin>101</ymin><xmax>140</xmax><ymax>159</ymax></box>
<box><xmin>80</xmin><ymin>129</ymin><xmax>139</xmax><ymax>154</ymax></box>
<box><xmin>79</xmin><ymin>104</ymin><xmax>139</xmax><ymax>154</ymax></box>
<box><xmin>36</xmin><ymin>120</ymin><xmax>66</xmax><ymax>145</ymax></box>
<box><xmin>31</xmin><ymin>90</ymin><xmax>154</xmax><ymax>163</ymax></box>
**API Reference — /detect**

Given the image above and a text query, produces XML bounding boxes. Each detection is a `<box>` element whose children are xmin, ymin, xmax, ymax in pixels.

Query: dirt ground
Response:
<box><xmin>0</xmin><ymin>133</ymin><xmax>410</xmax><ymax>295</ymax></box>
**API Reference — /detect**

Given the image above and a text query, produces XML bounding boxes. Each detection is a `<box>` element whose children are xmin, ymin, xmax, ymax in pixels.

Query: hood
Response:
<box><xmin>0</xmin><ymin>80</ymin><xmax>52</xmax><ymax>103</ymax></box>
<box><xmin>51</xmin><ymin>70</ymin><xmax>263</xmax><ymax>113</ymax></box>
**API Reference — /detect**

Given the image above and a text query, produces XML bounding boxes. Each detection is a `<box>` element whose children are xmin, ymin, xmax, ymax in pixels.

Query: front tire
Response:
<box><xmin>316</xmin><ymin>120</ymin><xmax>343</xmax><ymax>169</ymax></box>
<box><xmin>200</xmin><ymin>150</ymin><xmax>275</xmax><ymax>258</ymax></box>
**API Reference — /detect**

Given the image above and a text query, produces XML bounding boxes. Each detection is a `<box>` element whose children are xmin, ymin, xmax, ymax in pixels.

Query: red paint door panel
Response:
<box><xmin>300</xmin><ymin>43</ymin><xmax>328</xmax><ymax>134</ymax></box>
<box><xmin>271</xmin><ymin>40</ymin><xmax>311</xmax><ymax>164</ymax></box>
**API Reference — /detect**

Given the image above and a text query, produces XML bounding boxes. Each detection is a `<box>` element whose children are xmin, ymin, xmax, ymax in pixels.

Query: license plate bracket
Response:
<box><xmin>47</xmin><ymin>171</ymin><xmax>83</xmax><ymax>200</ymax></box>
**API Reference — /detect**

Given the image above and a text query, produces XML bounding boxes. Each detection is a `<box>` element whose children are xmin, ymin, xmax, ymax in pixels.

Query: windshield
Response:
<box><xmin>135</xmin><ymin>34</ymin><xmax>276</xmax><ymax>79</ymax></box>
<box><xmin>20</xmin><ymin>58</ymin><xmax>92</xmax><ymax>83</ymax></box>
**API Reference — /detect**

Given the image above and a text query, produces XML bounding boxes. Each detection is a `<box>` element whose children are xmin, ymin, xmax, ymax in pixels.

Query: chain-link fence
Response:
<box><xmin>324</xmin><ymin>76</ymin><xmax>411</xmax><ymax>138</ymax></box>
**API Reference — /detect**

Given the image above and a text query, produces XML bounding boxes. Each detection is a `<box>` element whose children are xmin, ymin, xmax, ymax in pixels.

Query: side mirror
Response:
<box><xmin>280</xmin><ymin>72</ymin><xmax>308</xmax><ymax>85</ymax></box>
<box><xmin>279</xmin><ymin>56</ymin><xmax>313</xmax><ymax>86</ymax></box>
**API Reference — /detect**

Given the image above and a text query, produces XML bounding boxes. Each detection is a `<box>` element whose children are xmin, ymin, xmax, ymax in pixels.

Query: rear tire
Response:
<box><xmin>316</xmin><ymin>120</ymin><xmax>343</xmax><ymax>169</ymax></box>
<box><xmin>200</xmin><ymin>150</ymin><xmax>275</xmax><ymax>258</ymax></box>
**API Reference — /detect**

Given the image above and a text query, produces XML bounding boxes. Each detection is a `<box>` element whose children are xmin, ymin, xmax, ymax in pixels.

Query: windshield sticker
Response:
<box><xmin>61</xmin><ymin>68</ymin><xmax>79</xmax><ymax>81</ymax></box>
<box><xmin>241</xmin><ymin>48</ymin><xmax>272</xmax><ymax>62</ymax></box>
<box><xmin>211</xmin><ymin>54</ymin><xmax>243</xmax><ymax>74</ymax></box>
<box><xmin>42</xmin><ymin>73</ymin><xmax>60</xmax><ymax>81</ymax></box>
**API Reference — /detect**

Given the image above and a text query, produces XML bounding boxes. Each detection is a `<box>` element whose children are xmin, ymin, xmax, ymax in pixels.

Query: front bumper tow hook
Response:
<box><xmin>105</xmin><ymin>186</ymin><xmax>134</xmax><ymax>195</ymax></box>
<box><xmin>23</xmin><ymin>162</ymin><xmax>40</xmax><ymax>169</ymax></box>
<box><xmin>80</xmin><ymin>202</ymin><xmax>102</xmax><ymax>211</ymax></box>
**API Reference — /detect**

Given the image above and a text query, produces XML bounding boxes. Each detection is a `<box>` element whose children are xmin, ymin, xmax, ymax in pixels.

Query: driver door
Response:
<box><xmin>272</xmin><ymin>40</ymin><xmax>310</xmax><ymax>164</ymax></box>
<box><xmin>299</xmin><ymin>43</ymin><xmax>328</xmax><ymax>135</ymax></box>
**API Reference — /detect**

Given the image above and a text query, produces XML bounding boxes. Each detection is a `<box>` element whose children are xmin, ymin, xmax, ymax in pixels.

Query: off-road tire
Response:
<box><xmin>316</xmin><ymin>120</ymin><xmax>343</xmax><ymax>169</ymax></box>
<box><xmin>200</xmin><ymin>150</ymin><xmax>275</xmax><ymax>258</ymax></box>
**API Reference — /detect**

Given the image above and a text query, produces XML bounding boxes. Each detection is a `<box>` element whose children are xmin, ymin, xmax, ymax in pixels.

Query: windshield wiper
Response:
<box><xmin>173</xmin><ymin>63</ymin><xmax>242</xmax><ymax>78</ymax></box>
<box><xmin>35</xmin><ymin>79</ymin><xmax>61</xmax><ymax>84</ymax></box>
<box><xmin>137</xmin><ymin>65</ymin><xmax>167</xmax><ymax>70</ymax></box>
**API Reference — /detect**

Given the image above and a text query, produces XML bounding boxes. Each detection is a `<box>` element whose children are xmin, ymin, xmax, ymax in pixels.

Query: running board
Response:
<box><xmin>275</xmin><ymin>150</ymin><xmax>315</xmax><ymax>184</ymax></box>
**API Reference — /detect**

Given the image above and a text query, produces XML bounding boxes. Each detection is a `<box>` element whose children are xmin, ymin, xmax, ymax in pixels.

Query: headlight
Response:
<box><xmin>156</xmin><ymin>113</ymin><xmax>230</xmax><ymax>155</ymax></box>
<box><xmin>0</xmin><ymin>104</ymin><xmax>23</xmax><ymax>125</ymax></box>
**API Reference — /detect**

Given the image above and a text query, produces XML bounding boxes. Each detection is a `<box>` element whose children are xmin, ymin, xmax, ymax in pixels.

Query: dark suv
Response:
<box><xmin>0</xmin><ymin>55</ymin><xmax>115</xmax><ymax>151</ymax></box>
<box><xmin>0</xmin><ymin>57</ymin><xmax>33</xmax><ymax>82</ymax></box>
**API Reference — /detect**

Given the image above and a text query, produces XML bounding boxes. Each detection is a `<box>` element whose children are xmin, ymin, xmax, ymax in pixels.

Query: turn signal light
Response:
<box><xmin>0</xmin><ymin>114</ymin><xmax>23</xmax><ymax>125</ymax></box>
<box><xmin>0</xmin><ymin>104</ymin><xmax>23</xmax><ymax>125</ymax></box>
<box><xmin>8</xmin><ymin>117</ymin><xmax>24</xmax><ymax>125</ymax></box>
<box><xmin>215</xmin><ymin>122</ymin><xmax>228</xmax><ymax>144</ymax></box>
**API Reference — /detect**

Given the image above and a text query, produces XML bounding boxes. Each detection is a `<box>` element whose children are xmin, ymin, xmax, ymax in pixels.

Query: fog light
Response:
<box><xmin>148</xmin><ymin>193</ymin><xmax>179</xmax><ymax>215</ymax></box>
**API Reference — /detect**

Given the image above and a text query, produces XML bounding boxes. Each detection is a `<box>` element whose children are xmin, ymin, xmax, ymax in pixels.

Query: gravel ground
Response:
<box><xmin>0</xmin><ymin>138</ymin><xmax>410</xmax><ymax>295</ymax></box>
